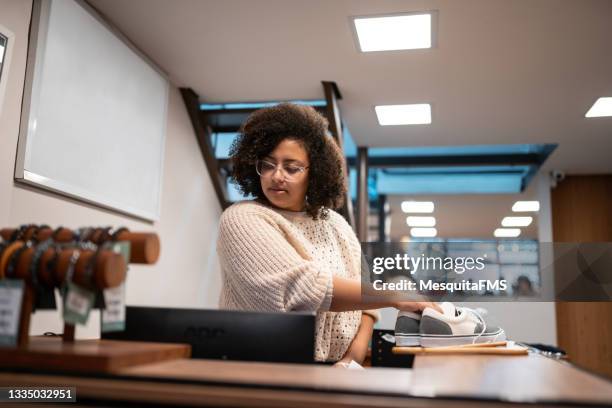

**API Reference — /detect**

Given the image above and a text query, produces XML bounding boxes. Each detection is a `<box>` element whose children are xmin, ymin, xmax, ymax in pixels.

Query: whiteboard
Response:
<box><xmin>16</xmin><ymin>0</ymin><xmax>168</xmax><ymax>221</ymax></box>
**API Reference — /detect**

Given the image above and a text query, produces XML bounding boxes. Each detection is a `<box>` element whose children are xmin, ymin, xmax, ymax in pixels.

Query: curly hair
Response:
<box><xmin>229</xmin><ymin>103</ymin><xmax>347</xmax><ymax>220</ymax></box>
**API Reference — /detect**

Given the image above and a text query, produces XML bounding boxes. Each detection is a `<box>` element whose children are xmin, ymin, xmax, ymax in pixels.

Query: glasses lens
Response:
<box><xmin>256</xmin><ymin>160</ymin><xmax>275</xmax><ymax>176</ymax></box>
<box><xmin>256</xmin><ymin>160</ymin><xmax>305</xmax><ymax>181</ymax></box>
<box><xmin>283</xmin><ymin>165</ymin><xmax>303</xmax><ymax>178</ymax></box>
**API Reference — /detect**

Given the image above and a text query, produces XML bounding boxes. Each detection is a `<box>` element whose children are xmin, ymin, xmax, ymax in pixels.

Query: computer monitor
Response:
<box><xmin>102</xmin><ymin>306</ymin><xmax>316</xmax><ymax>364</ymax></box>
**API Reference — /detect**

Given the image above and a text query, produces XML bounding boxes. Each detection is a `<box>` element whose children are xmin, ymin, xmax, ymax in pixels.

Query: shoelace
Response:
<box><xmin>457</xmin><ymin>307</ymin><xmax>487</xmax><ymax>344</ymax></box>
<box><xmin>460</xmin><ymin>307</ymin><xmax>506</xmax><ymax>344</ymax></box>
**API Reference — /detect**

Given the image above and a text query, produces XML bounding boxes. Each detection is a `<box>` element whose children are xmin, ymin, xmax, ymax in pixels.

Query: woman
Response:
<box><xmin>217</xmin><ymin>103</ymin><xmax>439</xmax><ymax>365</ymax></box>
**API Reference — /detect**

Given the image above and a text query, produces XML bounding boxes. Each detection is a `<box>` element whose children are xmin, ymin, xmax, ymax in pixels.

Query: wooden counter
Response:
<box><xmin>1</xmin><ymin>346</ymin><xmax>611</xmax><ymax>407</ymax></box>
<box><xmin>411</xmin><ymin>353</ymin><xmax>612</xmax><ymax>405</ymax></box>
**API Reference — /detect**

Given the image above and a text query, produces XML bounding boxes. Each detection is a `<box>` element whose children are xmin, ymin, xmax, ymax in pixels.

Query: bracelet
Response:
<box><xmin>22</xmin><ymin>225</ymin><xmax>39</xmax><ymax>242</ymax></box>
<box><xmin>89</xmin><ymin>228</ymin><xmax>101</xmax><ymax>244</ymax></box>
<box><xmin>29</xmin><ymin>239</ymin><xmax>53</xmax><ymax>288</ymax></box>
<box><xmin>10</xmin><ymin>225</ymin><xmax>30</xmax><ymax>242</ymax></box>
<box><xmin>75</xmin><ymin>227</ymin><xmax>87</xmax><ymax>243</ymax></box>
<box><xmin>84</xmin><ymin>247</ymin><xmax>102</xmax><ymax>287</ymax></box>
<box><xmin>0</xmin><ymin>241</ymin><xmax>7</xmax><ymax>263</ymax></box>
<box><xmin>0</xmin><ymin>241</ymin><xmax>23</xmax><ymax>279</ymax></box>
<box><xmin>111</xmin><ymin>227</ymin><xmax>128</xmax><ymax>241</ymax></box>
<box><xmin>32</xmin><ymin>225</ymin><xmax>50</xmax><ymax>243</ymax></box>
<box><xmin>64</xmin><ymin>249</ymin><xmax>81</xmax><ymax>287</ymax></box>
<box><xmin>45</xmin><ymin>244</ymin><xmax>63</xmax><ymax>287</ymax></box>
<box><xmin>21</xmin><ymin>225</ymin><xmax>32</xmax><ymax>241</ymax></box>
<box><xmin>99</xmin><ymin>227</ymin><xmax>113</xmax><ymax>244</ymax></box>
<box><xmin>83</xmin><ymin>227</ymin><xmax>96</xmax><ymax>243</ymax></box>
<box><xmin>85</xmin><ymin>228</ymin><xmax>96</xmax><ymax>243</ymax></box>
<box><xmin>77</xmin><ymin>241</ymin><xmax>97</xmax><ymax>252</ymax></box>
<box><xmin>74</xmin><ymin>228</ymin><xmax>83</xmax><ymax>242</ymax></box>
<box><xmin>6</xmin><ymin>241</ymin><xmax>30</xmax><ymax>279</ymax></box>
<box><xmin>93</xmin><ymin>227</ymin><xmax>108</xmax><ymax>244</ymax></box>
<box><xmin>52</xmin><ymin>226</ymin><xmax>64</xmax><ymax>241</ymax></box>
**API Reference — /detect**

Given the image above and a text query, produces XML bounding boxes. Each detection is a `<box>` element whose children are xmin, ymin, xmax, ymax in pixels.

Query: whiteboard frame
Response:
<box><xmin>0</xmin><ymin>24</ymin><xmax>15</xmax><ymax>117</ymax></box>
<box><xmin>15</xmin><ymin>0</ymin><xmax>169</xmax><ymax>222</ymax></box>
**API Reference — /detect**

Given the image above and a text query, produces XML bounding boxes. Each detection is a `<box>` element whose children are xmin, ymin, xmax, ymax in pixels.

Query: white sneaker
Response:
<box><xmin>394</xmin><ymin>311</ymin><xmax>422</xmax><ymax>346</ymax></box>
<box><xmin>419</xmin><ymin>302</ymin><xmax>506</xmax><ymax>347</ymax></box>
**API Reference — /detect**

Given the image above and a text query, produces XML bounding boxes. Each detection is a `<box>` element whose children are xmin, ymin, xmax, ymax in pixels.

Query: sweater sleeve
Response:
<box><xmin>217</xmin><ymin>207</ymin><xmax>334</xmax><ymax>313</ymax></box>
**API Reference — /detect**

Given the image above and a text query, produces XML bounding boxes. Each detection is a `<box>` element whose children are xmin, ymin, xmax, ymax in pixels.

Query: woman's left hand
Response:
<box><xmin>333</xmin><ymin>358</ymin><xmax>364</xmax><ymax>369</ymax></box>
<box><xmin>333</xmin><ymin>358</ymin><xmax>352</xmax><ymax>368</ymax></box>
<box><xmin>336</xmin><ymin>313</ymin><xmax>375</xmax><ymax>366</ymax></box>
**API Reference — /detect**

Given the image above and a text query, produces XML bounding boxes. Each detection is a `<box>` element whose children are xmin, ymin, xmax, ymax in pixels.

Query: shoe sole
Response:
<box><xmin>420</xmin><ymin>329</ymin><xmax>506</xmax><ymax>348</ymax></box>
<box><xmin>395</xmin><ymin>334</ymin><xmax>421</xmax><ymax>347</ymax></box>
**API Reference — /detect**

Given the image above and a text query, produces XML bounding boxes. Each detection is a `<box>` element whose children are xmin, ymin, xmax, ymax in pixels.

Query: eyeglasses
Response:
<box><xmin>255</xmin><ymin>159</ymin><xmax>309</xmax><ymax>181</ymax></box>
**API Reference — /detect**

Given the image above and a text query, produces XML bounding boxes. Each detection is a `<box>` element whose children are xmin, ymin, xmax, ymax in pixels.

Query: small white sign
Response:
<box><xmin>0</xmin><ymin>280</ymin><xmax>24</xmax><ymax>346</ymax></box>
<box><xmin>101</xmin><ymin>283</ymin><xmax>126</xmax><ymax>332</ymax></box>
<box><xmin>62</xmin><ymin>282</ymin><xmax>94</xmax><ymax>325</ymax></box>
<box><xmin>66</xmin><ymin>289</ymin><xmax>89</xmax><ymax>315</ymax></box>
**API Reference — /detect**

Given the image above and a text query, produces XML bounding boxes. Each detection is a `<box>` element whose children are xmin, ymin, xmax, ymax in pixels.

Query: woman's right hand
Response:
<box><xmin>395</xmin><ymin>301</ymin><xmax>442</xmax><ymax>314</ymax></box>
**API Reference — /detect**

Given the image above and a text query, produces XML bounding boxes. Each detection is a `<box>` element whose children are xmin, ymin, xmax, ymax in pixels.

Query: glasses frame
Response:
<box><xmin>255</xmin><ymin>159</ymin><xmax>309</xmax><ymax>182</ymax></box>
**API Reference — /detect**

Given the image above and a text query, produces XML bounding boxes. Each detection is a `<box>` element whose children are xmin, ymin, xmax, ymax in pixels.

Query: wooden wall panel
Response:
<box><xmin>551</xmin><ymin>175</ymin><xmax>612</xmax><ymax>379</ymax></box>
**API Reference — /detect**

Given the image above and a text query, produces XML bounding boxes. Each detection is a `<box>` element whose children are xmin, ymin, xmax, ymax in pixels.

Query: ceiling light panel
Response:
<box><xmin>406</xmin><ymin>216</ymin><xmax>436</xmax><ymax>227</ymax></box>
<box><xmin>585</xmin><ymin>97</ymin><xmax>612</xmax><ymax>118</ymax></box>
<box><xmin>502</xmin><ymin>216</ymin><xmax>533</xmax><ymax>227</ymax></box>
<box><xmin>512</xmin><ymin>201</ymin><xmax>540</xmax><ymax>212</ymax></box>
<box><xmin>410</xmin><ymin>227</ymin><xmax>437</xmax><ymax>237</ymax></box>
<box><xmin>353</xmin><ymin>13</ymin><xmax>433</xmax><ymax>52</ymax></box>
<box><xmin>494</xmin><ymin>228</ymin><xmax>521</xmax><ymax>238</ymax></box>
<box><xmin>401</xmin><ymin>201</ymin><xmax>434</xmax><ymax>213</ymax></box>
<box><xmin>375</xmin><ymin>104</ymin><xmax>432</xmax><ymax>125</ymax></box>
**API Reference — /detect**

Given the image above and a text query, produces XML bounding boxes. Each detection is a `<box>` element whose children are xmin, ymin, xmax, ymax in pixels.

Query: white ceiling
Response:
<box><xmin>89</xmin><ymin>0</ymin><xmax>612</xmax><ymax>175</ymax></box>
<box><xmin>88</xmin><ymin>0</ymin><xmax>607</xmax><ymax>239</ymax></box>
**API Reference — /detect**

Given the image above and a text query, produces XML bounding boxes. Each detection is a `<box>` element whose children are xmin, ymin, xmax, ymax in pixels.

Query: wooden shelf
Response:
<box><xmin>0</xmin><ymin>337</ymin><xmax>191</xmax><ymax>374</ymax></box>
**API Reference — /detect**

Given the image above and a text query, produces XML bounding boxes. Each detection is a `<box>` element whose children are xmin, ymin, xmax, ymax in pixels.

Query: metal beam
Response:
<box><xmin>377</xmin><ymin>194</ymin><xmax>388</xmax><ymax>243</ymax></box>
<box><xmin>322</xmin><ymin>81</ymin><xmax>343</xmax><ymax>147</ymax></box>
<box><xmin>380</xmin><ymin>168</ymin><xmax>527</xmax><ymax>176</ymax></box>
<box><xmin>180</xmin><ymin>88</ymin><xmax>229</xmax><ymax>209</ymax></box>
<box><xmin>210</xmin><ymin>126</ymin><xmax>241</xmax><ymax>134</ymax></box>
<box><xmin>201</xmin><ymin>105</ymin><xmax>328</xmax><ymax>116</ymax></box>
<box><xmin>521</xmin><ymin>165</ymin><xmax>540</xmax><ymax>192</ymax></box>
<box><xmin>356</xmin><ymin>147</ymin><xmax>369</xmax><ymax>242</ymax></box>
<box><xmin>346</xmin><ymin>153</ymin><xmax>546</xmax><ymax>168</ymax></box>
<box><xmin>322</xmin><ymin>81</ymin><xmax>356</xmax><ymax>230</ymax></box>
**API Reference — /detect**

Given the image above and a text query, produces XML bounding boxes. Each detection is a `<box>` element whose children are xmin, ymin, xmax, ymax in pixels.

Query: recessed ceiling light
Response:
<box><xmin>401</xmin><ymin>201</ymin><xmax>434</xmax><ymax>213</ymax></box>
<box><xmin>375</xmin><ymin>104</ymin><xmax>431</xmax><ymax>125</ymax></box>
<box><xmin>0</xmin><ymin>44</ymin><xmax>4</xmax><ymax>64</ymax></box>
<box><xmin>512</xmin><ymin>201</ymin><xmax>540</xmax><ymax>212</ymax></box>
<box><xmin>585</xmin><ymin>97</ymin><xmax>612</xmax><ymax>118</ymax></box>
<box><xmin>406</xmin><ymin>216</ymin><xmax>436</xmax><ymax>227</ymax></box>
<box><xmin>353</xmin><ymin>13</ymin><xmax>432</xmax><ymax>52</ymax></box>
<box><xmin>494</xmin><ymin>228</ymin><xmax>521</xmax><ymax>238</ymax></box>
<box><xmin>410</xmin><ymin>227</ymin><xmax>437</xmax><ymax>237</ymax></box>
<box><xmin>501</xmin><ymin>216</ymin><xmax>533</xmax><ymax>227</ymax></box>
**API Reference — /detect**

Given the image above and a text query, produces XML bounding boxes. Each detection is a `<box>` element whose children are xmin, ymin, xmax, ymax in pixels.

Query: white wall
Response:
<box><xmin>0</xmin><ymin>0</ymin><xmax>222</xmax><ymax>339</ymax></box>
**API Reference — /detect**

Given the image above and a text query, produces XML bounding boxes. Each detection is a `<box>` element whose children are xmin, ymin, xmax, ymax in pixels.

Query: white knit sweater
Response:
<box><xmin>217</xmin><ymin>199</ymin><xmax>379</xmax><ymax>362</ymax></box>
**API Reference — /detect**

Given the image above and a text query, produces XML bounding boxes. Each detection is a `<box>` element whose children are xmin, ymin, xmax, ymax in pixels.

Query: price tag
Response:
<box><xmin>101</xmin><ymin>241</ymin><xmax>129</xmax><ymax>332</ymax></box>
<box><xmin>0</xmin><ymin>280</ymin><xmax>24</xmax><ymax>347</ymax></box>
<box><xmin>107</xmin><ymin>241</ymin><xmax>131</xmax><ymax>264</ymax></box>
<box><xmin>101</xmin><ymin>284</ymin><xmax>125</xmax><ymax>332</ymax></box>
<box><xmin>62</xmin><ymin>282</ymin><xmax>95</xmax><ymax>325</ymax></box>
